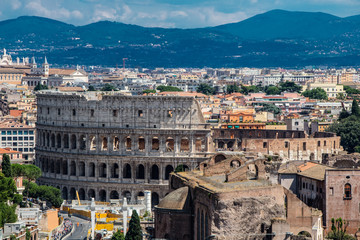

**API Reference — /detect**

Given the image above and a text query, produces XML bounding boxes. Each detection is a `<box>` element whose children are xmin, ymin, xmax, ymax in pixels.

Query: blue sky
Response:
<box><xmin>1</xmin><ymin>0</ymin><xmax>360</xmax><ymax>28</ymax></box>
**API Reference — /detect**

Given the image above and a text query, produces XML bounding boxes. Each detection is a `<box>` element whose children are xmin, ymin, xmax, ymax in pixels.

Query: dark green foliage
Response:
<box><xmin>197</xmin><ymin>83</ymin><xmax>215</xmax><ymax>95</ymax></box>
<box><xmin>327</xmin><ymin>218</ymin><xmax>355</xmax><ymax>240</ymax></box>
<box><xmin>265</xmin><ymin>86</ymin><xmax>281</xmax><ymax>95</ymax></box>
<box><xmin>88</xmin><ymin>85</ymin><xmax>96</xmax><ymax>91</ymax></box>
<box><xmin>111</xmin><ymin>229</ymin><xmax>125</xmax><ymax>240</ymax></box>
<box><xmin>26</xmin><ymin>228</ymin><xmax>31</xmax><ymax>240</ymax></box>
<box><xmin>344</xmin><ymin>85</ymin><xmax>360</xmax><ymax>95</ymax></box>
<box><xmin>328</xmin><ymin>116</ymin><xmax>360</xmax><ymax>153</ymax></box>
<box><xmin>11</xmin><ymin>163</ymin><xmax>25</xmax><ymax>177</ymax></box>
<box><xmin>226</xmin><ymin>85</ymin><xmax>241</xmax><ymax>94</ymax></box>
<box><xmin>175</xmin><ymin>164</ymin><xmax>186</xmax><ymax>173</ymax></box>
<box><xmin>259</xmin><ymin>103</ymin><xmax>282</xmax><ymax>115</ymax></box>
<box><xmin>10</xmin><ymin>235</ymin><xmax>16</xmax><ymax>240</ymax></box>
<box><xmin>240</xmin><ymin>85</ymin><xmax>263</xmax><ymax>95</ymax></box>
<box><xmin>339</xmin><ymin>110</ymin><xmax>350</xmax><ymax>120</ymax></box>
<box><xmin>101</xmin><ymin>84</ymin><xmax>118</xmax><ymax>91</ymax></box>
<box><xmin>34</xmin><ymin>84</ymin><xmax>48</xmax><ymax>91</ymax></box>
<box><xmin>142</xmin><ymin>89</ymin><xmax>156</xmax><ymax>94</ymax></box>
<box><xmin>2</xmin><ymin>154</ymin><xmax>11</xmax><ymax>177</ymax></box>
<box><xmin>0</xmin><ymin>203</ymin><xmax>17</xmax><ymax>227</ymax></box>
<box><xmin>0</xmin><ymin>173</ymin><xmax>17</xmax><ymax>203</ymax></box>
<box><xmin>156</xmin><ymin>85</ymin><xmax>182</xmax><ymax>92</ymax></box>
<box><xmin>351</xmin><ymin>99</ymin><xmax>360</xmax><ymax>117</ymax></box>
<box><xmin>125</xmin><ymin>210</ymin><xmax>142</xmax><ymax>240</ymax></box>
<box><xmin>302</xmin><ymin>88</ymin><xmax>328</xmax><ymax>100</ymax></box>
<box><xmin>23</xmin><ymin>181</ymin><xmax>63</xmax><ymax>208</ymax></box>
<box><xmin>279</xmin><ymin>81</ymin><xmax>302</xmax><ymax>93</ymax></box>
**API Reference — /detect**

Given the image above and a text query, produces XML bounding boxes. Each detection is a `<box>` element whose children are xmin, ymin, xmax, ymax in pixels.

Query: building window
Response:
<box><xmin>113</xmin><ymin>110</ymin><xmax>118</xmax><ymax>117</ymax></box>
<box><xmin>263</xmin><ymin>142</ymin><xmax>267</xmax><ymax>148</ymax></box>
<box><xmin>317</xmin><ymin>141</ymin><xmax>320</xmax><ymax>147</ymax></box>
<box><xmin>58</xmin><ymin>109</ymin><xmax>61</xmax><ymax>115</ymax></box>
<box><xmin>344</xmin><ymin>183</ymin><xmax>352</xmax><ymax>199</ymax></box>
<box><xmin>330</xmin><ymin>187</ymin><xmax>334</xmax><ymax>196</ymax></box>
<box><xmin>138</xmin><ymin>110</ymin><xmax>143</xmax><ymax>117</ymax></box>
<box><xmin>285</xmin><ymin>142</ymin><xmax>289</xmax><ymax>148</ymax></box>
<box><xmin>295</xmin><ymin>122</ymin><xmax>299</xmax><ymax>126</ymax></box>
<box><xmin>303</xmin><ymin>142</ymin><xmax>306</xmax><ymax>150</ymax></box>
<box><xmin>324</xmin><ymin>141</ymin><xmax>326</xmax><ymax>146</ymax></box>
<box><xmin>72</xmin><ymin>109</ymin><xmax>76</xmax><ymax>116</ymax></box>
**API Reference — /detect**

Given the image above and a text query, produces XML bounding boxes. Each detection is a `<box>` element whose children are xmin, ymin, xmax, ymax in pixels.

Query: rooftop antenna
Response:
<box><xmin>122</xmin><ymin>58</ymin><xmax>128</xmax><ymax>70</ymax></box>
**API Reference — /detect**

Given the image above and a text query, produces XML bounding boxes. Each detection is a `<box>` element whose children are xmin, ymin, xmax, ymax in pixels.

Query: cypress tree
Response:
<box><xmin>1</xmin><ymin>154</ymin><xmax>11</xmax><ymax>178</ymax></box>
<box><xmin>125</xmin><ymin>210</ymin><xmax>142</xmax><ymax>240</ymax></box>
<box><xmin>352</xmin><ymin>99</ymin><xmax>360</xmax><ymax>117</ymax></box>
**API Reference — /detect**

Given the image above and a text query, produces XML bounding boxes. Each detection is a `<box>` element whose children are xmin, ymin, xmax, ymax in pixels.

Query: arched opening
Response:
<box><xmin>180</xmin><ymin>137</ymin><xmax>190</xmax><ymax>152</ymax></box>
<box><xmin>99</xmin><ymin>190</ymin><xmax>106</xmax><ymax>202</ymax></box>
<box><xmin>136</xmin><ymin>164</ymin><xmax>145</xmax><ymax>179</ymax></box>
<box><xmin>138</xmin><ymin>136</ymin><xmax>145</xmax><ymax>151</ymax></box>
<box><xmin>137</xmin><ymin>191</ymin><xmax>144</xmax><ymax>197</ymax></box>
<box><xmin>298</xmin><ymin>231</ymin><xmax>312</xmax><ymax>238</ymax></box>
<box><xmin>79</xmin><ymin>135</ymin><xmax>86</xmax><ymax>150</ymax></box>
<box><xmin>62</xmin><ymin>187</ymin><xmax>68</xmax><ymax>199</ymax></box>
<box><xmin>165</xmin><ymin>165</ymin><xmax>174</xmax><ymax>180</ymax></box>
<box><xmin>50</xmin><ymin>160</ymin><xmax>54</xmax><ymax>173</ymax></box>
<box><xmin>88</xmin><ymin>189</ymin><xmax>95</xmax><ymax>200</ymax></box>
<box><xmin>89</xmin><ymin>162</ymin><xmax>95</xmax><ymax>177</ymax></box>
<box><xmin>230</xmin><ymin>160</ymin><xmax>241</xmax><ymax>168</ymax></box>
<box><xmin>90</xmin><ymin>136</ymin><xmax>96</xmax><ymax>151</ymax></box>
<box><xmin>56</xmin><ymin>134</ymin><xmax>61</xmax><ymax>148</ymax></box>
<box><xmin>111</xmin><ymin>163</ymin><xmax>119</xmax><ymax>178</ymax></box>
<box><xmin>247</xmin><ymin>164</ymin><xmax>259</xmax><ymax>180</ymax></box>
<box><xmin>218</xmin><ymin>141</ymin><xmax>225</xmax><ymax>149</ymax></box>
<box><xmin>46</xmin><ymin>133</ymin><xmax>50</xmax><ymax>147</ymax></box>
<box><xmin>62</xmin><ymin>161</ymin><xmax>68</xmax><ymax>175</ymax></box>
<box><xmin>70</xmin><ymin>161</ymin><xmax>76</xmax><ymax>176</ymax></box>
<box><xmin>99</xmin><ymin>163</ymin><xmax>107</xmax><ymax>178</ymax></box>
<box><xmin>79</xmin><ymin>161</ymin><xmax>85</xmax><ymax>176</ymax></box>
<box><xmin>151</xmin><ymin>192</ymin><xmax>159</xmax><ymax>207</ymax></box>
<box><xmin>42</xmin><ymin>132</ymin><xmax>45</xmax><ymax>146</ymax></box>
<box><xmin>166</xmin><ymin>137</ymin><xmax>174</xmax><ymax>152</ymax></box>
<box><xmin>345</xmin><ymin>183</ymin><xmax>352</xmax><ymax>199</ymax></box>
<box><xmin>78</xmin><ymin>188</ymin><xmax>86</xmax><ymax>200</ymax></box>
<box><xmin>123</xmin><ymin>191</ymin><xmax>131</xmax><ymax>203</ymax></box>
<box><xmin>113</xmin><ymin>137</ymin><xmax>119</xmax><ymax>151</ymax></box>
<box><xmin>123</xmin><ymin>164</ymin><xmax>131</xmax><ymax>179</ymax></box>
<box><xmin>151</xmin><ymin>164</ymin><xmax>159</xmax><ymax>180</ymax></box>
<box><xmin>214</xmin><ymin>154</ymin><xmax>226</xmax><ymax>163</ymax></box>
<box><xmin>51</xmin><ymin>134</ymin><xmax>55</xmax><ymax>148</ymax></box>
<box><xmin>110</xmin><ymin>191</ymin><xmax>119</xmax><ymax>199</ymax></box>
<box><xmin>227</xmin><ymin>141</ymin><xmax>234</xmax><ymax>149</ymax></box>
<box><xmin>70</xmin><ymin>188</ymin><xmax>76</xmax><ymax>200</ymax></box>
<box><xmin>102</xmin><ymin>137</ymin><xmax>108</xmax><ymax>151</ymax></box>
<box><xmin>56</xmin><ymin>160</ymin><xmax>61</xmax><ymax>174</ymax></box>
<box><xmin>125</xmin><ymin>136</ymin><xmax>132</xmax><ymax>151</ymax></box>
<box><xmin>63</xmin><ymin>134</ymin><xmax>69</xmax><ymax>149</ymax></box>
<box><xmin>195</xmin><ymin>138</ymin><xmax>205</xmax><ymax>152</ymax></box>
<box><xmin>71</xmin><ymin>134</ymin><xmax>77</xmax><ymax>149</ymax></box>
<box><xmin>152</xmin><ymin>137</ymin><xmax>159</xmax><ymax>150</ymax></box>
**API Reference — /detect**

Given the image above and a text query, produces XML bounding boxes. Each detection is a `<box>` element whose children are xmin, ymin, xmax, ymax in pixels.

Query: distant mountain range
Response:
<box><xmin>1</xmin><ymin>9</ymin><xmax>360</xmax><ymax>68</ymax></box>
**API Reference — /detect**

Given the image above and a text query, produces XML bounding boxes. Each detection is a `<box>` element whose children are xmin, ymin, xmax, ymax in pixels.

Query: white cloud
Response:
<box><xmin>25</xmin><ymin>0</ymin><xmax>82</xmax><ymax>20</ymax></box>
<box><xmin>11</xmin><ymin>0</ymin><xmax>22</xmax><ymax>10</ymax></box>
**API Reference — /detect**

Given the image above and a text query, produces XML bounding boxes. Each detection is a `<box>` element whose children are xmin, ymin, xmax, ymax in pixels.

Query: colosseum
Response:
<box><xmin>35</xmin><ymin>91</ymin><xmax>212</xmax><ymax>206</ymax></box>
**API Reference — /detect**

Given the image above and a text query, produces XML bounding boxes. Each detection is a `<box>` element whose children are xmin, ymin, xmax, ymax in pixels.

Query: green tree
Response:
<box><xmin>125</xmin><ymin>210</ymin><xmax>142</xmax><ymax>240</ymax></box>
<box><xmin>339</xmin><ymin>110</ymin><xmax>350</xmax><ymax>121</ymax></box>
<box><xmin>142</xmin><ymin>89</ymin><xmax>156</xmax><ymax>94</ymax></box>
<box><xmin>302</xmin><ymin>88</ymin><xmax>328</xmax><ymax>100</ymax></box>
<box><xmin>328</xmin><ymin>116</ymin><xmax>360</xmax><ymax>153</ymax></box>
<box><xmin>34</xmin><ymin>83</ymin><xmax>48</xmax><ymax>91</ymax></box>
<box><xmin>156</xmin><ymin>85</ymin><xmax>182</xmax><ymax>92</ymax></box>
<box><xmin>23</xmin><ymin>181</ymin><xmax>63</xmax><ymax>208</ymax></box>
<box><xmin>23</xmin><ymin>165</ymin><xmax>42</xmax><ymax>200</ymax></box>
<box><xmin>197</xmin><ymin>83</ymin><xmax>215</xmax><ymax>95</ymax></box>
<box><xmin>2</xmin><ymin>154</ymin><xmax>11</xmax><ymax>178</ymax></box>
<box><xmin>88</xmin><ymin>85</ymin><xmax>96</xmax><ymax>91</ymax></box>
<box><xmin>344</xmin><ymin>85</ymin><xmax>360</xmax><ymax>95</ymax></box>
<box><xmin>265</xmin><ymin>86</ymin><xmax>281</xmax><ymax>95</ymax></box>
<box><xmin>279</xmin><ymin>81</ymin><xmax>302</xmax><ymax>93</ymax></box>
<box><xmin>0</xmin><ymin>203</ymin><xmax>17</xmax><ymax>227</ymax></box>
<box><xmin>10</xmin><ymin>235</ymin><xmax>16</xmax><ymax>240</ymax></box>
<box><xmin>26</xmin><ymin>228</ymin><xmax>31</xmax><ymax>240</ymax></box>
<box><xmin>226</xmin><ymin>84</ymin><xmax>241</xmax><ymax>94</ymax></box>
<box><xmin>111</xmin><ymin>229</ymin><xmax>125</xmax><ymax>240</ymax></box>
<box><xmin>351</xmin><ymin>99</ymin><xmax>360</xmax><ymax>117</ymax></box>
<box><xmin>101</xmin><ymin>84</ymin><xmax>118</xmax><ymax>91</ymax></box>
<box><xmin>327</xmin><ymin>218</ymin><xmax>355</xmax><ymax>240</ymax></box>
<box><xmin>259</xmin><ymin>103</ymin><xmax>282</xmax><ymax>115</ymax></box>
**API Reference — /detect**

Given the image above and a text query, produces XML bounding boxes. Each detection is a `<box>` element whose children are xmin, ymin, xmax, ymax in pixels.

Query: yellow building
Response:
<box><xmin>0</xmin><ymin>67</ymin><xmax>24</xmax><ymax>85</ymax></box>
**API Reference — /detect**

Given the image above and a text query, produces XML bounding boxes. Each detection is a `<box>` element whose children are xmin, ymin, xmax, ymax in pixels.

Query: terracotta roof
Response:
<box><xmin>0</xmin><ymin>67</ymin><xmax>24</xmax><ymax>74</ymax></box>
<box><xmin>9</xmin><ymin>110</ymin><xmax>23</xmax><ymax>118</ymax></box>
<box><xmin>0</xmin><ymin>148</ymin><xmax>21</xmax><ymax>154</ymax></box>
<box><xmin>49</xmin><ymin>68</ymin><xmax>76</xmax><ymax>76</ymax></box>
<box><xmin>0</xmin><ymin>120</ymin><xmax>33</xmax><ymax>129</ymax></box>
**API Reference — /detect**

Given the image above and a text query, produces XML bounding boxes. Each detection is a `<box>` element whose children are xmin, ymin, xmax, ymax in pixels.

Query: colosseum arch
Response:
<box><xmin>50</xmin><ymin>160</ymin><xmax>55</xmax><ymax>173</ymax></box>
<box><xmin>62</xmin><ymin>161</ymin><xmax>68</xmax><ymax>175</ymax></box>
<box><xmin>70</xmin><ymin>188</ymin><xmax>76</xmax><ymax>200</ymax></box>
<box><xmin>152</xmin><ymin>137</ymin><xmax>159</xmax><ymax>150</ymax></box>
<box><xmin>166</xmin><ymin>137</ymin><xmax>174</xmax><ymax>152</ymax></box>
<box><xmin>125</xmin><ymin>136</ymin><xmax>131</xmax><ymax>151</ymax></box>
<box><xmin>110</xmin><ymin>190</ymin><xmax>119</xmax><ymax>199</ymax></box>
<box><xmin>79</xmin><ymin>135</ymin><xmax>86</xmax><ymax>150</ymax></box>
<box><xmin>56</xmin><ymin>134</ymin><xmax>61</xmax><ymax>148</ymax></box>
<box><xmin>180</xmin><ymin>137</ymin><xmax>190</xmax><ymax>152</ymax></box>
<box><xmin>230</xmin><ymin>160</ymin><xmax>241</xmax><ymax>168</ymax></box>
<box><xmin>123</xmin><ymin>163</ymin><xmax>132</xmax><ymax>179</ymax></box>
<box><xmin>122</xmin><ymin>191</ymin><xmax>131</xmax><ymax>203</ymax></box>
<box><xmin>46</xmin><ymin>133</ymin><xmax>50</xmax><ymax>147</ymax></box>
<box><xmin>99</xmin><ymin>163</ymin><xmax>107</xmax><ymax>178</ymax></box>
<box><xmin>195</xmin><ymin>138</ymin><xmax>205</xmax><ymax>152</ymax></box>
<box><xmin>151</xmin><ymin>192</ymin><xmax>159</xmax><ymax>207</ymax></box>
<box><xmin>78</xmin><ymin>188</ymin><xmax>86</xmax><ymax>200</ymax></box>
<box><xmin>70</xmin><ymin>161</ymin><xmax>76</xmax><ymax>176</ymax></box>
<box><xmin>136</xmin><ymin>164</ymin><xmax>145</xmax><ymax>179</ymax></box>
<box><xmin>88</xmin><ymin>189</ymin><xmax>96</xmax><ymax>200</ymax></box>
<box><xmin>111</xmin><ymin>163</ymin><xmax>119</xmax><ymax>178</ymax></box>
<box><xmin>62</xmin><ymin>187</ymin><xmax>68</xmax><ymax>199</ymax></box>
<box><xmin>138</xmin><ymin>136</ymin><xmax>145</xmax><ymax>151</ymax></box>
<box><xmin>218</xmin><ymin>141</ymin><xmax>224</xmax><ymax>149</ymax></box>
<box><xmin>164</xmin><ymin>165</ymin><xmax>174</xmax><ymax>180</ymax></box>
<box><xmin>55</xmin><ymin>160</ymin><xmax>61</xmax><ymax>174</ymax></box>
<box><xmin>151</xmin><ymin>164</ymin><xmax>159</xmax><ymax>180</ymax></box>
<box><xmin>137</xmin><ymin>191</ymin><xmax>145</xmax><ymax>197</ymax></box>
<box><xmin>89</xmin><ymin>136</ymin><xmax>96</xmax><ymax>151</ymax></box>
<box><xmin>247</xmin><ymin>164</ymin><xmax>259</xmax><ymax>180</ymax></box>
<box><xmin>71</xmin><ymin>135</ymin><xmax>77</xmax><ymax>149</ymax></box>
<box><xmin>88</xmin><ymin>162</ymin><xmax>95</xmax><ymax>177</ymax></box>
<box><xmin>63</xmin><ymin>134</ymin><xmax>69</xmax><ymax>149</ymax></box>
<box><xmin>99</xmin><ymin>190</ymin><xmax>107</xmax><ymax>202</ymax></box>
<box><xmin>113</xmin><ymin>136</ymin><xmax>119</xmax><ymax>151</ymax></box>
<box><xmin>51</xmin><ymin>134</ymin><xmax>55</xmax><ymax>148</ymax></box>
<box><xmin>101</xmin><ymin>137</ymin><xmax>108</xmax><ymax>151</ymax></box>
<box><xmin>42</xmin><ymin>132</ymin><xmax>45</xmax><ymax>146</ymax></box>
<box><xmin>79</xmin><ymin>161</ymin><xmax>85</xmax><ymax>176</ymax></box>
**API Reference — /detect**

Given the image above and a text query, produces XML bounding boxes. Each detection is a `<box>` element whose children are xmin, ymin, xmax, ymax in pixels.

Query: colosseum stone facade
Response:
<box><xmin>35</xmin><ymin>92</ymin><xmax>212</xmax><ymax>206</ymax></box>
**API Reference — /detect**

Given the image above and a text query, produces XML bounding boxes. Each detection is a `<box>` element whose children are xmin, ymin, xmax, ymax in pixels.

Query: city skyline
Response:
<box><xmin>1</xmin><ymin>0</ymin><xmax>360</xmax><ymax>28</ymax></box>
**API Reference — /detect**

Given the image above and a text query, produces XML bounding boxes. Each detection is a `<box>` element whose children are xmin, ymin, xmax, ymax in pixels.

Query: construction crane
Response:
<box><xmin>76</xmin><ymin>190</ymin><xmax>81</xmax><ymax>206</ymax></box>
<box><xmin>122</xmin><ymin>58</ymin><xmax>128</xmax><ymax>70</ymax></box>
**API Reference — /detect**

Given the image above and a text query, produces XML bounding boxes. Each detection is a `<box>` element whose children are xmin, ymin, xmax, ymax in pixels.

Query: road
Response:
<box><xmin>62</xmin><ymin>214</ymin><xmax>91</xmax><ymax>240</ymax></box>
